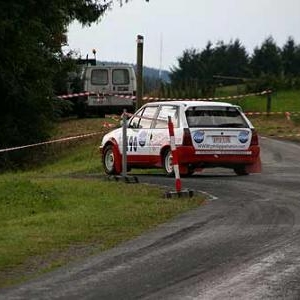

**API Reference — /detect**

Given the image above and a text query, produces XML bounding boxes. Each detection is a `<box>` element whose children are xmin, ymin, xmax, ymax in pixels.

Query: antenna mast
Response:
<box><xmin>159</xmin><ymin>33</ymin><xmax>163</xmax><ymax>80</ymax></box>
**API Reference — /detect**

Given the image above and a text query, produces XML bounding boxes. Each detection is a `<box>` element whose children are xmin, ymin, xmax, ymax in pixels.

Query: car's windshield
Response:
<box><xmin>185</xmin><ymin>106</ymin><xmax>248</xmax><ymax>128</ymax></box>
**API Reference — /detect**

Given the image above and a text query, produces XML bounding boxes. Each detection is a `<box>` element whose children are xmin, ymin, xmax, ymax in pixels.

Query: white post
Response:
<box><xmin>168</xmin><ymin>116</ymin><xmax>182</xmax><ymax>192</ymax></box>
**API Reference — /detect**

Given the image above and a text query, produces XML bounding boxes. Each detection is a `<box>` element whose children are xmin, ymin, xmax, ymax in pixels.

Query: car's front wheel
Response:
<box><xmin>163</xmin><ymin>149</ymin><xmax>174</xmax><ymax>176</ymax></box>
<box><xmin>103</xmin><ymin>145</ymin><xmax>119</xmax><ymax>175</ymax></box>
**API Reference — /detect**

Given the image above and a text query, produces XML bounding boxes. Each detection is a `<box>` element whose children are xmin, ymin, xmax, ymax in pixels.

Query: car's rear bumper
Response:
<box><xmin>176</xmin><ymin>145</ymin><xmax>260</xmax><ymax>165</ymax></box>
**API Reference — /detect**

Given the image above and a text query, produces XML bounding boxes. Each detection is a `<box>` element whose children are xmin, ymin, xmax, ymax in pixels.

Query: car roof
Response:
<box><xmin>144</xmin><ymin>100</ymin><xmax>237</xmax><ymax>108</ymax></box>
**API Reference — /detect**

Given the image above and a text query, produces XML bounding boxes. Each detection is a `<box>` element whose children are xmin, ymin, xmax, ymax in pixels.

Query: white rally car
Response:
<box><xmin>100</xmin><ymin>101</ymin><xmax>261</xmax><ymax>176</ymax></box>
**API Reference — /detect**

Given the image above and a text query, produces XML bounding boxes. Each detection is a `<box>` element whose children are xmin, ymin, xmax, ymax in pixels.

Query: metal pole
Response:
<box><xmin>122</xmin><ymin>109</ymin><xmax>127</xmax><ymax>177</ymax></box>
<box><xmin>136</xmin><ymin>35</ymin><xmax>144</xmax><ymax>111</ymax></box>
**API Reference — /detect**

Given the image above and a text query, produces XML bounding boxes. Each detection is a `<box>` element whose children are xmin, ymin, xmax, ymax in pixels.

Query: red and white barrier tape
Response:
<box><xmin>143</xmin><ymin>90</ymin><xmax>272</xmax><ymax>102</ymax></box>
<box><xmin>57</xmin><ymin>92</ymin><xmax>91</xmax><ymax>99</ymax></box>
<box><xmin>102</xmin><ymin>121</ymin><xmax>116</xmax><ymax>128</ymax></box>
<box><xmin>57</xmin><ymin>90</ymin><xmax>272</xmax><ymax>102</ymax></box>
<box><xmin>57</xmin><ymin>92</ymin><xmax>136</xmax><ymax>100</ymax></box>
<box><xmin>0</xmin><ymin>115</ymin><xmax>119</xmax><ymax>154</ymax></box>
<box><xmin>245</xmin><ymin>111</ymin><xmax>300</xmax><ymax>116</ymax></box>
<box><xmin>0</xmin><ymin>132</ymin><xmax>106</xmax><ymax>154</ymax></box>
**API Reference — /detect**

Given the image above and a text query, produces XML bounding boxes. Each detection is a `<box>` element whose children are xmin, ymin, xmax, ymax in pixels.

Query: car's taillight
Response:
<box><xmin>250</xmin><ymin>129</ymin><xmax>259</xmax><ymax>146</ymax></box>
<box><xmin>183</xmin><ymin>128</ymin><xmax>193</xmax><ymax>146</ymax></box>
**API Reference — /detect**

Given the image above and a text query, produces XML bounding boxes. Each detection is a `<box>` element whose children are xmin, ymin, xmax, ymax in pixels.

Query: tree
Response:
<box><xmin>250</xmin><ymin>36</ymin><xmax>282</xmax><ymax>76</ymax></box>
<box><xmin>0</xmin><ymin>0</ymin><xmax>147</xmax><ymax>166</ymax></box>
<box><xmin>282</xmin><ymin>36</ymin><xmax>300</xmax><ymax>77</ymax></box>
<box><xmin>225</xmin><ymin>39</ymin><xmax>250</xmax><ymax>77</ymax></box>
<box><xmin>170</xmin><ymin>48</ymin><xmax>200</xmax><ymax>87</ymax></box>
<box><xmin>169</xmin><ymin>40</ymin><xmax>250</xmax><ymax>97</ymax></box>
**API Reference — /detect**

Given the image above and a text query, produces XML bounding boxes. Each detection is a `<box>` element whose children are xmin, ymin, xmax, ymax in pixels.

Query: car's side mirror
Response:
<box><xmin>128</xmin><ymin>121</ymin><xmax>138</xmax><ymax>129</ymax></box>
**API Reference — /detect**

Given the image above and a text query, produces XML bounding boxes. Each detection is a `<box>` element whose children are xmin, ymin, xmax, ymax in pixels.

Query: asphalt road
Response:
<box><xmin>1</xmin><ymin>137</ymin><xmax>300</xmax><ymax>300</ymax></box>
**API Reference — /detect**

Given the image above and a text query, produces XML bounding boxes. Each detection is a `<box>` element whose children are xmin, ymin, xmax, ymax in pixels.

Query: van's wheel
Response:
<box><xmin>163</xmin><ymin>149</ymin><xmax>174</xmax><ymax>176</ymax></box>
<box><xmin>97</xmin><ymin>108</ymin><xmax>105</xmax><ymax>118</ymax></box>
<box><xmin>234</xmin><ymin>166</ymin><xmax>249</xmax><ymax>176</ymax></box>
<box><xmin>103</xmin><ymin>145</ymin><xmax>119</xmax><ymax>175</ymax></box>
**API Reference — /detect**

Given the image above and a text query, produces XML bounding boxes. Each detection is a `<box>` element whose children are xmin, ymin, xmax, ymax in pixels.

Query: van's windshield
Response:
<box><xmin>185</xmin><ymin>106</ymin><xmax>248</xmax><ymax>128</ymax></box>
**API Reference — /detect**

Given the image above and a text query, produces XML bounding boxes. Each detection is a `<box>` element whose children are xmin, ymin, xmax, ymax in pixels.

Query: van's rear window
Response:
<box><xmin>185</xmin><ymin>106</ymin><xmax>248</xmax><ymax>128</ymax></box>
<box><xmin>113</xmin><ymin>69</ymin><xmax>130</xmax><ymax>85</ymax></box>
<box><xmin>91</xmin><ymin>69</ymin><xmax>108</xmax><ymax>85</ymax></box>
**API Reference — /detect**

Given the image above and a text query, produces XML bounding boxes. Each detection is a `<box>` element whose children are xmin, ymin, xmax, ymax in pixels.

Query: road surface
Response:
<box><xmin>1</xmin><ymin>137</ymin><xmax>300</xmax><ymax>299</ymax></box>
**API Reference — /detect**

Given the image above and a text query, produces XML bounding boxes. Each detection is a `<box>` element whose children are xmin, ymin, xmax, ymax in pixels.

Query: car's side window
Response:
<box><xmin>154</xmin><ymin>105</ymin><xmax>179</xmax><ymax>129</ymax></box>
<box><xmin>129</xmin><ymin>106</ymin><xmax>158</xmax><ymax>129</ymax></box>
<box><xmin>139</xmin><ymin>106</ymin><xmax>158</xmax><ymax>128</ymax></box>
<box><xmin>129</xmin><ymin>109</ymin><xmax>143</xmax><ymax>128</ymax></box>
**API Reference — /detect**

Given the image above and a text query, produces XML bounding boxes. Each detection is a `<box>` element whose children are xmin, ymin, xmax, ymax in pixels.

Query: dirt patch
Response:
<box><xmin>0</xmin><ymin>242</ymin><xmax>103</xmax><ymax>288</ymax></box>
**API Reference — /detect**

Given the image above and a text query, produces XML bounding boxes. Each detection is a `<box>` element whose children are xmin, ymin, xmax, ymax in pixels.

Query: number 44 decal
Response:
<box><xmin>127</xmin><ymin>136</ymin><xmax>138</xmax><ymax>152</ymax></box>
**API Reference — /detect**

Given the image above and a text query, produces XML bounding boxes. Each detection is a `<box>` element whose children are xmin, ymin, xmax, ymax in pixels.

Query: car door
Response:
<box><xmin>126</xmin><ymin>105</ymin><xmax>159</xmax><ymax>164</ymax></box>
<box><xmin>149</xmin><ymin>105</ymin><xmax>180</xmax><ymax>156</ymax></box>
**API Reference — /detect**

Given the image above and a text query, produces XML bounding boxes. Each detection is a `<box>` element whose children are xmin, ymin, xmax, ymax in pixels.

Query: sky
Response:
<box><xmin>66</xmin><ymin>0</ymin><xmax>300</xmax><ymax>71</ymax></box>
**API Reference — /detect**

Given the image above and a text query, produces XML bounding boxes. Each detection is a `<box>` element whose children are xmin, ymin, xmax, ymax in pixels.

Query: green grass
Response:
<box><xmin>0</xmin><ymin>174</ymin><xmax>203</xmax><ymax>287</ymax></box>
<box><xmin>30</xmin><ymin>139</ymin><xmax>102</xmax><ymax>176</ymax></box>
<box><xmin>214</xmin><ymin>84</ymin><xmax>247</xmax><ymax>97</ymax></box>
<box><xmin>233</xmin><ymin>90</ymin><xmax>300</xmax><ymax>113</ymax></box>
<box><xmin>214</xmin><ymin>88</ymin><xmax>300</xmax><ymax>113</ymax></box>
<box><xmin>249</xmin><ymin>114</ymin><xmax>300</xmax><ymax>141</ymax></box>
<box><xmin>0</xmin><ymin>118</ymin><xmax>204</xmax><ymax>287</ymax></box>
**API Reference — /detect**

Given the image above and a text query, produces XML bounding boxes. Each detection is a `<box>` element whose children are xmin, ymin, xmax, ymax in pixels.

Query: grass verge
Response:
<box><xmin>249</xmin><ymin>114</ymin><xmax>300</xmax><ymax>142</ymax></box>
<box><xmin>0</xmin><ymin>117</ymin><xmax>205</xmax><ymax>287</ymax></box>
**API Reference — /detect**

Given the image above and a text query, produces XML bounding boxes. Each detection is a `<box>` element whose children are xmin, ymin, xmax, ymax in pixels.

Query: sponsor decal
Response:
<box><xmin>193</xmin><ymin>131</ymin><xmax>205</xmax><ymax>143</ymax></box>
<box><xmin>138</xmin><ymin>130</ymin><xmax>147</xmax><ymax>147</ymax></box>
<box><xmin>128</xmin><ymin>136</ymin><xmax>138</xmax><ymax>152</ymax></box>
<box><xmin>238</xmin><ymin>130</ymin><xmax>250</xmax><ymax>144</ymax></box>
<box><xmin>196</xmin><ymin>150</ymin><xmax>252</xmax><ymax>155</ymax></box>
<box><xmin>197</xmin><ymin>144</ymin><xmax>247</xmax><ymax>150</ymax></box>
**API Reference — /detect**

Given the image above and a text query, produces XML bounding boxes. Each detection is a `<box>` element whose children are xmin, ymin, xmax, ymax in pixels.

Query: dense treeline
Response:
<box><xmin>164</xmin><ymin>37</ymin><xmax>300</xmax><ymax>98</ymax></box>
<box><xmin>0</xmin><ymin>0</ymin><xmax>142</xmax><ymax>168</ymax></box>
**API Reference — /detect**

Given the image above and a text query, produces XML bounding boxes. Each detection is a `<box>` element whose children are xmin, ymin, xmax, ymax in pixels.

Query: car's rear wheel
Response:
<box><xmin>186</xmin><ymin>166</ymin><xmax>195</xmax><ymax>176</ymax></box>
<box><xmin>163</xmin><ymin>149</ymin><xmax>174</xmax><ymax>176</ymax></box>
<box><xmin>103</xmin><ymin>145</ymin><xmax>119</xmax><ymax>175</ymax></box>
<box><xmin>234</xmin><ymin>166</ymin><xmax>249</xmax><ymax>176</ymax></box>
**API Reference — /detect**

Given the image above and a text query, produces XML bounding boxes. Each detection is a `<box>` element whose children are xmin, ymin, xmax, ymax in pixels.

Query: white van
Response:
<box><xmin>79</xmin><ymin>64</ymin><xmax>136</xmax><ymax>116</ymax></box>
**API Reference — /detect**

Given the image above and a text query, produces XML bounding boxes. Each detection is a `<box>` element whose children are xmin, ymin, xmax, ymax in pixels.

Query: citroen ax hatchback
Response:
<box><xmin>101</xmin><ymin>101</ymin><xmax>261</xmax><ymax>176</ymax></box>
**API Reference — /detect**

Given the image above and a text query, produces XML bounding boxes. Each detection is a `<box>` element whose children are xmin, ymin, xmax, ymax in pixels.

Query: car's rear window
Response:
<box><xmin>185</xmin><ymin>106</ymin><xmax>248</xmax><ymax>128</ymax></box>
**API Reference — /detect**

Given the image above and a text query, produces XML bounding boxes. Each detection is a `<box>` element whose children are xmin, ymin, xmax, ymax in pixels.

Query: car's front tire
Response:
<box><xmin>163</xmin><ymin>149</ymin><xmax>174</xmax><ymax>176</ymax></box>
<box><xmin>103</xmin><ymin>145</ymin><xmax>119</xmax><ymax>175</ymax></box>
